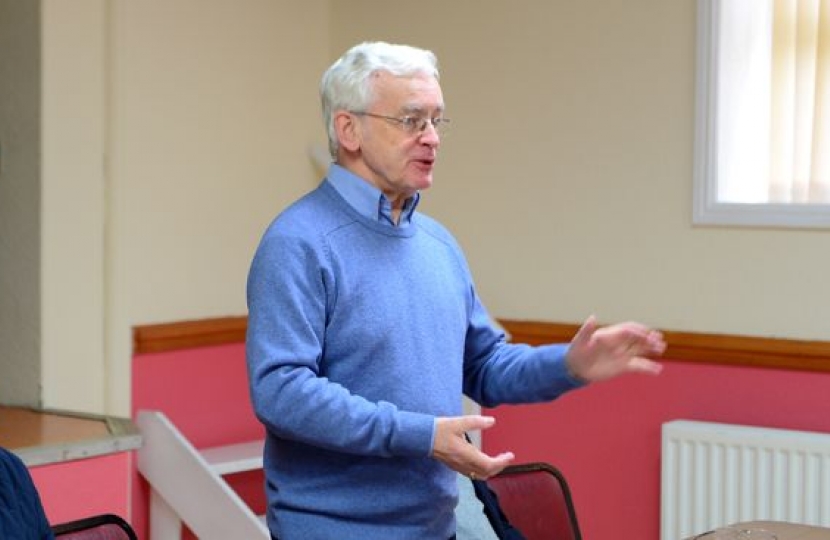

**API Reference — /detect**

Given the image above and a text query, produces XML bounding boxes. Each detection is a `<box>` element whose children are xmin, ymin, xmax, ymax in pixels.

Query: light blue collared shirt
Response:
<box><xmin>326</xmin><ymin>163</ymin><xmax>420</xmax><ymax>228</ymax></box>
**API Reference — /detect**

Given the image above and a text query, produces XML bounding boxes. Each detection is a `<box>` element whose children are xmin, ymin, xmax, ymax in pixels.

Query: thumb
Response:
<box><xmin>571</xmin><ymin>315</ymin><xmax>598</xmax><ymax>347</ymax></box>
<box><xmin>457</xmin><ymin>415</ymin><xmax>496</xmax><ymax>433</ymax></box>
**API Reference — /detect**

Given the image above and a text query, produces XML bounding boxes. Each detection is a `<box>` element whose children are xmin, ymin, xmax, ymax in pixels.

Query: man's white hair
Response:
<box><xmin>320</xmin><ymin>42</ymin><xmax>440</xmax><ymax>158</ymax></box>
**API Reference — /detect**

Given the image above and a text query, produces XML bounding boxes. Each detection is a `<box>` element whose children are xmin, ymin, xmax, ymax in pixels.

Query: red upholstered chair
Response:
<box><xmin>488</xmin><ymin>462</ymin><xmax>582</xmax><ymax>540</ymax></box>
<box><xmin>52</xmin><ymin>514</ymin><xmax>138</xmax><ymax>540</ymax></box>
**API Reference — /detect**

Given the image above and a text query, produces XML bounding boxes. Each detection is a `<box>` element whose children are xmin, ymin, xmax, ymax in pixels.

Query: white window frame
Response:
<box><xmin>693</xmin><ymin>0</ymin><xmax>830</xmax><ymax>228</ymax></box>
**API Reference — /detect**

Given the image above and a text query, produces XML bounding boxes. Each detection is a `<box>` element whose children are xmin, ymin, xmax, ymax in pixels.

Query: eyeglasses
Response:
<box><xmin>351</xmin><ymin>111</ymin><xmax>450</xmax><ymax>136</ymax></box>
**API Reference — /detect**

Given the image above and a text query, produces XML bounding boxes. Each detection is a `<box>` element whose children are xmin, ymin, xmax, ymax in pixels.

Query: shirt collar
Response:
<box><xmin>326</xmin><ymin>163</ymin><xmax>420</xmax><ymax>227</ymax></box>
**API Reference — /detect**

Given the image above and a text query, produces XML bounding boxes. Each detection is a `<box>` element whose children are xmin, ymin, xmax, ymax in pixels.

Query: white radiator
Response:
<box><xmin>661</xmin><ymin>420</ymin><xmax>830</xmax><ymax>540</ymax></box>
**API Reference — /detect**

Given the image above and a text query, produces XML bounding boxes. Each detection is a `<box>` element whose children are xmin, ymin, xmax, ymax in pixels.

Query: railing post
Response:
<box><xmin>149</xmin><ymin>489</ymin><xmax>182</xmax><ymax>540</ymax></box>
<box><xmin>136</xmin><ymin>410</ymin><xmax>269</xmax><ymax>540</ymax></box>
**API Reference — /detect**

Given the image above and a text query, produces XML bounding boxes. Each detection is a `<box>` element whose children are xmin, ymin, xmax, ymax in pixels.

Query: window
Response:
<box><xmin>694</xmin><ymin>0</ymin><xmax>830</xmax><ymax>228</ymax></box>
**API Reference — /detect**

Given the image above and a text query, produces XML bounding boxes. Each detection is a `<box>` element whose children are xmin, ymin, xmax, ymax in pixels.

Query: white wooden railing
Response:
<box><xmin>136</xmin><ymin>410</ymin><xmax>269</xmax><ymax>540</ymax></box>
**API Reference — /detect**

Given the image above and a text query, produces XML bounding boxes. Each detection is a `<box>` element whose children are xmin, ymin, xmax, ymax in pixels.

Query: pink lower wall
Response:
<box><xmin>24</xmin><ymin>328</ymin><xmax>825</xmax><ymax>540</ymax></box>
<box><xmin>484</xmin><ymin>361</ymin><xmax>830</xmax><ymax>540</ymax></box>
<box><xmin>131</xmin><ymin>343</ymin><xmax>264</xmax><ymax>540</ymax></box>
<box><xmin>123</xmin><ymin>339</ymin><xmax>830</xmax><ymax>540</ymax></box>
<box><xmin>30</xmin><ymin>451</ymin><xmax>131</xmax><ymax>526</ymax></box>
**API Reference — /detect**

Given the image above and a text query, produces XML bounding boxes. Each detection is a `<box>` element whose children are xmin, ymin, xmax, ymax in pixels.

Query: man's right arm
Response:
<box><xmin>245</xmin><ymin>232</ymin><xmax>435</xmax><ymax>458</ymax></box>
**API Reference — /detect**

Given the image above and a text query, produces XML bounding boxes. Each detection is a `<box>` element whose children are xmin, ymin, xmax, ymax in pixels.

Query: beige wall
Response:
<box><xmin>41</xmin><ymin>0</ymin><xmax>108</xmax><ymax>413</ymax></box>
<box><xmin>332</xmin><ymin>0</ymin><xmax>830</xmax><ymax>339</ymax></box>
<box><xmin>104</xmin><ymin>0</ymin><xmax>330</xmax><ymax>414</ymax></box>
<box><xmin>0</xmin><ymin>0</ymin><xmax>41</xmax><ymax>407</ymax></box>
<box><xmin>3</xmin><ymin>0</ymin><xmax>829</xmax><ymax>416</ymax></box>
<box><xmin>1</xmin><ymin>0</ymin><xmax>330</xmax><ymax>414</ymax></box>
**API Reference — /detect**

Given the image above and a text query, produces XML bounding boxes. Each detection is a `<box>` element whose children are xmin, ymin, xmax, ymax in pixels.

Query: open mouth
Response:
<box><xmin>413</xmin><ymin>157</ymin><xmax>435</xmax><ymax>168</ymax></box>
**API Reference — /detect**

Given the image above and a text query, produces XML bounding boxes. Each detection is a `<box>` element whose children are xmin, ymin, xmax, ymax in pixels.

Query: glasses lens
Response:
<box><xmin>421</xmin><ymin>118</ymin><xmax>448</xmax><ymax>136</ymax></box>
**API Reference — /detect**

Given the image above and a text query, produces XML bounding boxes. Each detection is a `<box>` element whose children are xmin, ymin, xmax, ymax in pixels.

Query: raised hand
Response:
<box><xmin>565</xmin><ymin>315</ymin><xmax>665</xmax><ymax>383</ymax></box>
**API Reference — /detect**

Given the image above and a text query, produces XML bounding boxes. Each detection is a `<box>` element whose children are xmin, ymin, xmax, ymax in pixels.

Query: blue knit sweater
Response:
<box><xmin>246</xmin><ymin>167</ymin><xmax>582</xmax><ymax>539</ymax></box>
<box><xmin>0</xmin><ymin>448</ymin><xmax>54</xmax><ymax>540</ymax></box>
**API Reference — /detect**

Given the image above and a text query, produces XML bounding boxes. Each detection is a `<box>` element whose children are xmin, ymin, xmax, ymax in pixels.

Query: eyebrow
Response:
<box><xmin>399</xmin><ymin>104</ymin><xmax>445</xmax><ymax>116</ymax></box>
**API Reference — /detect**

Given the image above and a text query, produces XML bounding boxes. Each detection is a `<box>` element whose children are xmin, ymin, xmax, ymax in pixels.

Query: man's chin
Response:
<box><xmin>412</xmin><ymin>175</ymin><xmax>434</xmax><ymax>191</ymax></box>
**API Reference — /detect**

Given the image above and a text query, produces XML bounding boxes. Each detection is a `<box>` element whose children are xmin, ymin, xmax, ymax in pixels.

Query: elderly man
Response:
<box><xmin>246</xmin><ymin>41</ymin><xmax>665</xmax><ymax>540</ymax></box>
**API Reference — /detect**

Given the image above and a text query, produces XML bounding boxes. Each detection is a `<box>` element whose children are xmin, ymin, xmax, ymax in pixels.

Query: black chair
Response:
<box><xmin>487</xmin><ymin>462</ymin><xmax>582</xmax><ymax>540</ymax></box>
<box><xmin>52</xmin><ymin>513</ymin><xmax>138</xmax><ymax>540</ymax></box>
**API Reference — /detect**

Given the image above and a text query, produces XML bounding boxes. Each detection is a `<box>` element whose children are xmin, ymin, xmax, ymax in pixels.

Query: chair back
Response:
<box><xmin>487</xmin><ymin>462</ymin><xmax>582</xmax><ymax>540</ymax></box>
<box><xmin>52</xmin><ymin>513</ymin><xmax>138</xmax><ymax>540</ymax></box>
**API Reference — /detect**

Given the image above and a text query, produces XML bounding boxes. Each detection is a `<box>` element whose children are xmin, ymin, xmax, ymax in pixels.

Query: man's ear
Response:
<box><xmin>334</xmin><ymin>111</ymin><xmax>361</xmax><ymax>153</ymax></box>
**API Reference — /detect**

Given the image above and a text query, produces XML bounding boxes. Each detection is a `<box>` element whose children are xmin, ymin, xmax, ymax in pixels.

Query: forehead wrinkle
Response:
<box><xmin>371</xmin><ymin>71</ymin><xmax>443</xmax><ymax>115</ymax></box>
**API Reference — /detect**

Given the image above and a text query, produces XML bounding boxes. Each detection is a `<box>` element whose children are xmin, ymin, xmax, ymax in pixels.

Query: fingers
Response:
<box><xmin>467</xmin><ymin>451</ymin><xmax>516</xmax><ymax>481</ymax></box>
<box><xmin>574</xmin><ymin>317</ymin><xmax>665</xmax><ymax>357</ymax></box>
<box><xmin>625</xmin><ymin>329</ymin><xmax>666</xmax><ymax>358</ymax></box>
<box><xmin>433</xmin><ymin>415</ymin><xmax>495</xmax><ymax>459</ymax></box>
<box><xmin>568</xmin><ymin>317</ymin><xmax>666</xmax><ymax>382</ymax></box>
<box><xmin>433</xmin><ymin>415</ymin><xmax>515</xmax><ymax>480</ymax></box>
<box><xmin>628</xmin><ymin>356</ymin><xmax>664</xmax><ymax>375</ymax></box>
<box><xmin>647</xmin><ymin>329</ymin><xmax>667</xmax><ymax>355</ymax></box>
<box><xmin>616</xmin><ymin>326</ymin><xmax>665</xmax><ymax>376</ymax></box>
<box><xmin>601</xmin><ymin>323</ymin><xmax>665</xmax><ymax>355</ymax></box>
